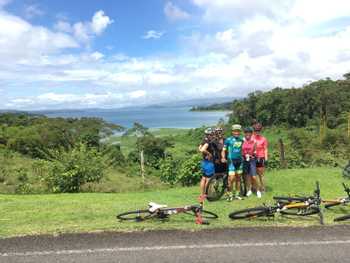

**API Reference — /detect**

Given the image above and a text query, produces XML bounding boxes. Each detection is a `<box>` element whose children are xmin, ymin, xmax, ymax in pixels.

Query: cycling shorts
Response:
<box><xmin>228</xmin><ymin>159</ymin><xmax>243</xmax><ymax>175</ymax></box>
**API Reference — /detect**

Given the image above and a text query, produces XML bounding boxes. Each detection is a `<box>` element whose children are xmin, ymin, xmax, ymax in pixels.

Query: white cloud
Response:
<box><xmin>164</xmin><ymin>2</ymin><xmax>190</xmax><ymax>21</ymax></box>
<box><xmin>143</xmin><ymin>30</ymin><xmax>164</xmax><ymax>39</ymax></box>
<box><xmin>55</xmin><ymin>10</ymin><xmax>113</xmax><ymax>44</ymax></box>
<box><xmin>91</xmin><ymin>10</ymin><xmax>114</xmax><ymax>35</ymax></box>
<box><xmin>0</xmin><ymin>12</ymin><xmax>79</xmax><ymax>63</ymax></box>
<box><xmin>90</xmin><ymin>51</ymin><xmax>104</xmax><ymax>60</ymax></box>
<box><xmin>291</xmin><ymin>0</ymin><xmax>350</xmax><ymax>25</ymax></box>
<box><xmin>192</xmin><ymin>0</ymin><xmax>292</xmax><ymax>23</ymax></box>
<box><xmin>2</xmin><ymin>1</ymin><xmax>350</xmax><ymax>110</ymax></box>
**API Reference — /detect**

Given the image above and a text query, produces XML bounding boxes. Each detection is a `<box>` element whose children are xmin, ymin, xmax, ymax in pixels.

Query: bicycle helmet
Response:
<box><xmin>214</xmin><ymin>127</ymin><xmax>223</xmax><ymax>133</ymax></box>
<box><xmin>231</xmin><ymin>124</ymin><xmax>242</xmax><ymax>131</ymax></box>
<box><xmin>204</xmin><ymin>127</ymin><xmax>214</xmax><ymax>135</ymax></box>
<box><xmin>253</xmin><ymin>123</ymin><xmax>263</xmax><ymax>132</ymax></box>
<box><xmin>244</xmin><ymin>127</ymin><xmax>254</xmax><ymax>133</ymax></box>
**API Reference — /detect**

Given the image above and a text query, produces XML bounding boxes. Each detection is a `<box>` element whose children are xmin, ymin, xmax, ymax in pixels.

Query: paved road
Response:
<box><xmin>1</xmin><ymin>226</ymin><xmax>350</xmax><ymax>263</ymax></box>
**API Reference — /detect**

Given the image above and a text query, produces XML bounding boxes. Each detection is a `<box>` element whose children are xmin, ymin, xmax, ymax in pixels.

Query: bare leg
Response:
<box><xmin>257</xmin><ymin>167</ymin><xmax>265</xmax><ymax>192</ymax></box>
<box><xmin>227</xmin><ymin>173</ymin><xmax>235</xmax><ymax>192</ymax></box>
<box><xmin>235</xmin><ymin>174</ymin><xmax>241</xmax><ymax>193</ymax></box>
<box><xmin>244</xmin><ymin>174</ymin><xmax>252</xmax><ymax>192</ymax></box>
<box><xmin>251</xmin><ymin>175</ymin><xmax>258</xmax><ymax>191</ymax></box>
<box><xmin>200</xmin><ymin>177</ymin><xmax>208</xmax><ymax>196</ymax></box>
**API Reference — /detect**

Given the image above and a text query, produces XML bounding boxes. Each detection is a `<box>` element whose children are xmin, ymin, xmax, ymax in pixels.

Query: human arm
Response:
<box><xmin>199</xmin><ymin>143</ymin><xmax>212</xmax><ymax>160</ymax></box>
<box><xmin>264</xmin><ymin>139</ymin><xmax>269</xmax><ymax>160</ymax></box>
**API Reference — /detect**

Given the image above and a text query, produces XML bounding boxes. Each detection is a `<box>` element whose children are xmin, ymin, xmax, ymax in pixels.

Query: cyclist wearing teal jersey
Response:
<box><xmin>221</xmin><ymin>124</ymin><xmax>244</xmax><ymax>201</ymax></box>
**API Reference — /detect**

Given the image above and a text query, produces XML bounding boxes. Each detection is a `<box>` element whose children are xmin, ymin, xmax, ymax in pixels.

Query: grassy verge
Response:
<box><xmin>1</xmin><ymin>167</ymin><xmax>349</xmax><ymax>238</ymax></box>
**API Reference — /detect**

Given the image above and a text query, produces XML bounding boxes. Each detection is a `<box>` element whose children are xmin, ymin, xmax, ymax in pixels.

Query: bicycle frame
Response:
<box><xmin>157</xmin><ymin>205</ymin><xmax>201</xmax><ymax>217</ymax></box>
<box><xmin>323</xmin><ymin>183</ymin><xmax>350</xmax><ymax>206</ymax></box>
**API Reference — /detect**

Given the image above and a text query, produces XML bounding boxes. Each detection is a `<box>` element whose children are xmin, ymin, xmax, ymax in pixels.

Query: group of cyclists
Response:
<box><xmin>198</xmin><ymin>122</ymin><xmax>268</xmax><ymax>202</ymax></box>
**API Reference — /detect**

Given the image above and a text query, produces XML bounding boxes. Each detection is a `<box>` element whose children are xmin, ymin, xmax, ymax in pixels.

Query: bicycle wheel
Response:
<box><xmin>229</xmin><ymin>207</ymin><xmax>269</xmax><ymax>220</ymax></box>
<box><xmin>280</xmin><ymin>206</ymin><xmax>320</xmax><ymax>216</ymax></box>
<box><xmin>324</xmin><ymin>201</ymin><xmax>342</xmax><ymax>209</ymax></box>
<box><xmin>334</xmin><ymin>214</ymin><xmax>350</xmax><ymax>222</ymax></box>
<box><xmin>184</xmin><ymin>209</ymin><xmax>218</xmax><ymax>219</ymax></box>
<box><xmin>206</xmin><ymin>175</ymin><xmax>225</xmax><ymax>202</ymax></box>
<box><xmin>117</xmin><ymin>210</ymin><xmax>153</xmax><ymax>221</ymax></box>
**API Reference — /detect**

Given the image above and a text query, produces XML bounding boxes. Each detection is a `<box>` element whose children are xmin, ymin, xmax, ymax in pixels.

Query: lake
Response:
<box><xmin>40</xmin><ymin>107</ymin><xmax>230</xmax><ymax>129</ymax></box>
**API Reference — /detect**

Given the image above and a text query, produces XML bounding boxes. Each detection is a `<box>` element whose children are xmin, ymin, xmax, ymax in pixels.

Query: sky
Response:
<box><xmin>1</xmin><ymin>0</ymin><xmax>350</xmax><ymax>110</ymax></box>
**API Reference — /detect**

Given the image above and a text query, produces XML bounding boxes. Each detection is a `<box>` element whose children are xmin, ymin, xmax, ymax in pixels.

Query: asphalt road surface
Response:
<box><xmin>1</xmin><ymin>226</ymin><xmax>350</xmax><ymax>263</ymax></box>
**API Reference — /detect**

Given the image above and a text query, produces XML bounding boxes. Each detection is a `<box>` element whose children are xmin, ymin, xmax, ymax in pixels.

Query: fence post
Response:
<box><xmin>348</xmin><ymin>112</ymin><xmax>350</xmax><ymax>138</ymax></box>
<box><xmin>140</xmin><ymin>150</ymin><xmax>145</xmax><ymax>183</ymax></box>
<box><xmin>279</xmin><ymin>138</ymin><xmax>287</xmax><ymax>168</ymax></box>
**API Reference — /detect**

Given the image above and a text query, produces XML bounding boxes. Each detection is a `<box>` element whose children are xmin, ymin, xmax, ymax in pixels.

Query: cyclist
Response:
<box><xmin>213</xmin><ymin>127</ymin><xmax>227</xmax><ymax>176</ymax></box>
<box><xmin>242</xmin><ymin>127</ymin><xmax>261</xmax><ymax>198</ymax></box>
<box><xmin>221</xmin><ymin>124</ymin><xmax>244</xmax><ymax>201</ymax></box>
<box><xmin>198</xmin><ymin>128</ymin><xmax>215</xmax><ymax>203</ymax></box>
<box><xmin>252</xmin><ymin>123</ymin><xmax>268</xmax><ymax>193</ymax></box>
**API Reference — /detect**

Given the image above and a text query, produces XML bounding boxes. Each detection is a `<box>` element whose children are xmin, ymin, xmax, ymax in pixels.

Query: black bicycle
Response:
<box><xmin>205</xmin><ymin>173</ymin><xmax>228</xmax><ymax>201</ymax></box>
<box><xmin>229</xmin><ymin>182</ymin><xmax>324</xmax><ymax>224</ymax></box>
<box><xmin>205</xmin><ymin>173</ymin><xmax>247</xmax><ymax>201</ymax></box>
<box><xmin>334</xmin><ymin>214</ymin><xmax>350</xmax><ymax>222</ymax></box>
<box><xmin>117</xmin><ymin>202</ymin><xmax>218</xmax><ymax>224</ymax></box>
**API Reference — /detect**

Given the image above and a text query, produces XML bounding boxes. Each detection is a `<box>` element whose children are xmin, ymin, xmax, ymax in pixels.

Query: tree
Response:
<box><xmin>123</xmin><ymin>122</ymin><xmax>149</xmax><ymax>137</ymax></box>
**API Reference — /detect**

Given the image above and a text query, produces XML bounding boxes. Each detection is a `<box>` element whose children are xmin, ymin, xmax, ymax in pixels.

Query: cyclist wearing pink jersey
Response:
<box><xmin>252</xmin><ymin>123</ymin><xmax>268</xmax><ymax>193</ymax></box>
<box><xmin>242</xmin><ymin>127</ymin><xmax>261</xmax><ymax>198</ymax></box>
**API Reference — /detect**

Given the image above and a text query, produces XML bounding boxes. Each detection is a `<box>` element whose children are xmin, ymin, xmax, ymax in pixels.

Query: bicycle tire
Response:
<box><xmin>229</xmin><ymin>207</ymin><xmax>269</xmax><ymax>220</ymax></box>
<box><xmin>280</xmin><ymin>206</ymin><xmax>320</xmax><ymax>216</ymax></box>
<box><xmin>334</xmin><ymin>214</ymin><xmax>350</xmax><ymax>222</ymax></box>
<box><xmin>206</xmin><ymin>175</ymin><xmax>226</xmax><ymax>202</ymax></box>
<box><xmin>117</xmin><ymin>210</ymin><xmax>153</xmax><ymax>221</ymax></box>
<box><xmin>184</xmin><ymin>209</ymin><xmax>218</xmax><ymax>219</ymax></box>
<box><xmin>324</xmin><ymin>201</ymin><xmax>342</xmax><ymax>209</ymax></box>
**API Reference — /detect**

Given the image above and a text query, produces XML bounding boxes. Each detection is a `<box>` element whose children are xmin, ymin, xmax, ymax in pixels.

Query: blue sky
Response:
<box><xmin>1</xmin><ymin>0</ymin><xmax>350</xmax><ymax>110</ymax></box>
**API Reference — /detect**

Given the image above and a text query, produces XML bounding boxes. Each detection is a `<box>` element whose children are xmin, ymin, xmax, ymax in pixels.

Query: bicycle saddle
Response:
<box><xmin>148</xmin><ymin>202</ymin><xmax>167</xmax><ymax>212</ymax></box>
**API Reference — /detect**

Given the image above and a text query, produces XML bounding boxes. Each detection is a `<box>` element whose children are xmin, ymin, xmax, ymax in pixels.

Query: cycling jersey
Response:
<box><xmin>252</xmin><ymin>134</ymin><xmax>268</xmax><ymax>158</ymax></box>
<box><xmin>201</xmin><ymin>137</ymin><xmax>215</xmax><ymax>160</ymax></box>
<box><xmin>242</xmin><ymin>138</ymin><xmax>256</xmax><ymax>159</ymax></box>
<box><xmin>212</xmin><ymin>138</ymin><xmax>225</xmax><ymax>162</ymax></box>
<box><xmin>224</xmin><ymin>136</ymin><xmax>243</xmax><ymax>160</ymax></box>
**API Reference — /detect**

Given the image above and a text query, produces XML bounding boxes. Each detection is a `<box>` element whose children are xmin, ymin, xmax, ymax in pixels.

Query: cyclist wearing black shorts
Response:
<box><xmin>198</xmin><ymin>128</ymin><xmax>216</xmax><ymax>203</ymax></box>
<box><xmin>212</xmin><ymin>127</ymin><xmax>227</xmax><ymax>175</ymax></box>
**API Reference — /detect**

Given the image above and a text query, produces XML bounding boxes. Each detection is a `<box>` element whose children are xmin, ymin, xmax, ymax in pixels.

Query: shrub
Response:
<box><xmin>102</xmin><ymin>144</ymin><xmax>126</xmax><ymax>167</ymax></box>
<box><xmin>128</xmin><ymin>135</ymin><xmax>174</xmax><ymax>168</ymax></box>
<box><xmin>43</xmin><ymin>144</ymin><xmax>106</xmax><ymax>193</ymax></box>
<box><xmin>159</xmin><ymin>157</ymin><xmax>178</xmax><ymax>185</ymax></box>
<box><xmin>177</xmin><ymin>154</ymin><xmax>202</xmax><ymax>186</ymax></box>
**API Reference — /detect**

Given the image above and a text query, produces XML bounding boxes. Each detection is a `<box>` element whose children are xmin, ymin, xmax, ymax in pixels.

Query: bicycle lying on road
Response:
<box><xmin>117</xmin><ymin>202</ymin><xmax>218</xmax><ymax>225</ymax></box>
<box><xmin>229</xmin><ymin>181</ymin><xmax>324</xmax><ymax>224</ymax></box>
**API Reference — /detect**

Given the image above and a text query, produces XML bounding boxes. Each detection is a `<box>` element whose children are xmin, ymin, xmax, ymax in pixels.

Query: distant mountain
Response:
<box><xmin>0</xmin><ymin>97</ymin><xmax>239</xmax><ymax>114</ymax></box>
<box><xmin>148</xmin><ymin>97</ymin><xmax>239</xmax><ymax>108</ymax></box>
<box><xmin>0</xmin><ymin>110</ymin><xmax>27</xmax><ymax>114</ymax></box>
